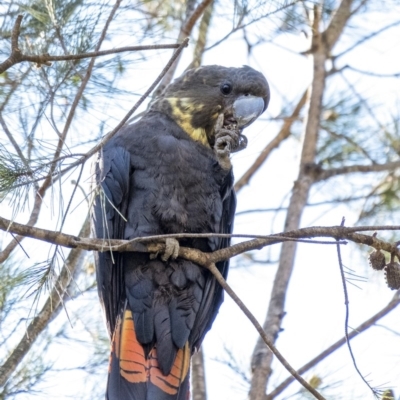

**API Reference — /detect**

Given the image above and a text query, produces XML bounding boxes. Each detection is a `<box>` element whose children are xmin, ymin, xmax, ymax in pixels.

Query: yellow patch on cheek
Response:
<box><xmin>167</xmin><ymin>98</ymin><xmax>209</xmax><ymax>146</ymax></box>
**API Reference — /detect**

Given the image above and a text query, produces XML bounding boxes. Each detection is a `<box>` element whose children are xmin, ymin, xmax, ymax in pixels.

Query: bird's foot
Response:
<box><xmin>161</xmin><ymin>238</ymin><xmax>180</xmax><ymax>261</ymax></box>
<box><xmin>213</xmin><ymin>114</ymin><xmax>241</xmax><ymax>170</ymax></box>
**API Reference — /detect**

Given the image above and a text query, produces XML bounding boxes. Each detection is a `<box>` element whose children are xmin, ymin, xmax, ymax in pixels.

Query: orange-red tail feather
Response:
<box><xmin>106</xmin><ymin>308</ymin><xmax>191</xmax><ymax>400</ymax></box>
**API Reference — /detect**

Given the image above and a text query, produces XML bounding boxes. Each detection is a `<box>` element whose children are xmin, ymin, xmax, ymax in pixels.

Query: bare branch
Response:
<box><xmin>235</xmin><ymin>194</ymin><xmax>384</xmax><ymax>216</ymax></box>
<box><xmin>266</xmin><ymin>290</ymin><xmax>400</xmax><ymax>399</ymax></box>
<box><xmin>248</xmin><ymin>5</ymin><xmax>326</xmax><ymax>397</ymax></box>
<box><xmin>335</xmin><ymin>222</ymin><xmax>379</xmax><ymax>396</ymax></box>
<box><xmin>0</xmin><ymin>14</ymin><xmax>183</xmax><ymax>74</ymax></box>
<box><xmin>1</xmin><ymin>214</ymin><xmax>399</xmax><ymax>261</ymax></box>
<box><xmin>0</xmin><ymin>221</ymin><xmax>398</xmax><ymax>398</ymax></box>
<box><xmin>3</xmin><ymin>44</ymin><xmax>183</xmax><ymax>72</ymax></box>
<box><xmin>182</xmin><ymin>0</ymin><xmax>213</xmax><ymax>37</ymax></box>
<box><xmin>0</xmin><ymin>114</ymin><xmax>30</xmax><ymax>170</ymax></box>
<box><xmin>317</xmin><ymin>161</ymin><xmax>400</xmax><ymax>181</ymax></box>
<box><xmin>247</xmin><ymin>1</ymin><xmax>366</xmax><ymax>394</ymax></box>
<box><xmin>0</xmin><ymin>15</ymin><xmax>23</xmax><ymax>74</ymax></box>
<box><xmin>322</xmin><ymin>0</ymin><xmax>353</xmax><ymax>52</ymax></box>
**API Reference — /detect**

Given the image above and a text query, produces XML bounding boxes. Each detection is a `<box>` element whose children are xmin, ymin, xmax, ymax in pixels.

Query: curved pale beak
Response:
<box><xmin>233</xmin><ymin>95</ymin><xmax>265</xmax><ymax>128</ymax></box>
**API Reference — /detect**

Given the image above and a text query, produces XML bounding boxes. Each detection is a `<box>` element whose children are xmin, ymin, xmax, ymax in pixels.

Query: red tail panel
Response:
<box><xmin>107</xmin><ymin>308</ymin><xmax>191</xmax><ymax>400</ymax></box>
<box><xmin>119</xmin><ymin>310</ymin><xmax>148</xmax><ymax>384</ymax></box>
<box><xmin>148</xmin><ymin>343</ymin><xmax>190</xmax><ymax>395</ymax></box>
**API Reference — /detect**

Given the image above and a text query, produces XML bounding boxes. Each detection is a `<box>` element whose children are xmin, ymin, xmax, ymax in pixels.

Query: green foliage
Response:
<box><xmin>0</xmin><ymin>146</ymin><xmax>31</xmax><ymax>200</ymax></box>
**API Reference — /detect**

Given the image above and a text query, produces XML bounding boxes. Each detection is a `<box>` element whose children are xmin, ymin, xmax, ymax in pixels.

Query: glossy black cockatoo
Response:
<box><xmin>91</xmin><ymin>65</ymin><xmax>269</xmax><ymax>400</ymax></box>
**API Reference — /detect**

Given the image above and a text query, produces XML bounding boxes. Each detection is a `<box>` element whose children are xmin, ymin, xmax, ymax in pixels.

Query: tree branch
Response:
<box><xmin>1</xmin><ymin>218</ymin><xmax>398</xmax><ymax>398</ymax></box>
<box><xmin>316</xmin><ymin>161</ymin><xmax>400</xmax><ymax>181</ymax></box>
<box><xmin>1</xmin><ymin>214</ymin><xmax>399</xmax><ymax>262</ymax></box>
<box><xmin>336</xmin><ymin>219</ymin><xmax>377</xmax><ymax>395</ymax></box>
<box><xmin>4</xmin><ymin>44</ymin><xmax>184</xmax><ymax>72</ymax></box>
<box><xmin>0</xmin><ymin>15</ymin><xmax>23</xmax><ymax>74</ymax></box>
<box><xmin>322</xmin><ymin>0</ymin><xmax>353</xmax><ymax>52</ymax></box>
<box><xmin>0</xmin><ymin>15</ymin><xmax>183</xmax><ymax>74</ymax></box>
<box><xmin>186</xmin><ymin>0</ymin><xmax>214</xmax><ymax>70</ymax></box>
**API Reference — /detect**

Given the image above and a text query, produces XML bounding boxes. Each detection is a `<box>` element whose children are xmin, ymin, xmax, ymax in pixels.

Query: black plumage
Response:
<box><xmin>91</xmin><ymin>65</ymin><xmax>269</xmax><ymax>400</ymax></box>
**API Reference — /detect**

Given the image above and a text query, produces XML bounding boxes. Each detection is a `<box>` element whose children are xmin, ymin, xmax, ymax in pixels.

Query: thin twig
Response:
<box><xmin>316</xmin><ymin>160</ymin><xmax>400</xmax><ymax>181</ymax></box>
<box><xmin>335</xmin><ymin>19</ymin><xmax>400</xmax><ymax>60</ymax></box>
<box><xmin>0</xmin><ymin>114</ymin><xmax>31</xmax><ymax>170</ymax></box>
<box><xmin>336</xmin><ymin>218</ymin><xmax>379</xmax><ymax>397</ymax></box>
<box><xmin>205</xmin><ymin>0</ymin><xmax>302</xmax><ymax>52</ymax></box>
<box><xmin>235</xmin><ymin>194</ymin><xmax>383</xmax><ymax>216</ymax></box>
<box><xmin>15</xmin><ymin>44</ymin><xmax>183</xmax><ymax>66</ymax></box>
<box><xmin>0</xmin><ymin>15</ymin><xmax>182</xmax><ymax>74</ymax></box>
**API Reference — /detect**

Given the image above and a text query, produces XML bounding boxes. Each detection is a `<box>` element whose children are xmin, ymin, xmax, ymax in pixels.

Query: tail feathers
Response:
<box><xmin>106</xmin><ymin>308</ymin><xmax>191</xmax><ymax>400</ymax></box>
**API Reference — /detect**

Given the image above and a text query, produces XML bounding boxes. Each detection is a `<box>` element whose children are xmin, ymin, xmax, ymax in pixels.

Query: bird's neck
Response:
<box><xmin>151</xmin><ymin>97</ymin><xmax>219</xmax><ymax>147</ymax></box>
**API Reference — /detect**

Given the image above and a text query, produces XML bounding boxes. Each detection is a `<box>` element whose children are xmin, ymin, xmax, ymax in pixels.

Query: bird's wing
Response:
<box><xmin>91</xmin><ymin>144</ymin><xmax>131</xmax><ymax>337</ymax></box>
<box><xmin>190</xmin><ymin>169</ymin><xmax>237</xmax><ymax>348</ymax></box>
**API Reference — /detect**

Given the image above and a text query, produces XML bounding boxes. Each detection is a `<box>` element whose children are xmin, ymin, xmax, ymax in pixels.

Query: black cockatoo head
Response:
<box><xmin>151</xmin><ymin>65</ymin><xmax>270</xmax><ymax>147</ymax></box>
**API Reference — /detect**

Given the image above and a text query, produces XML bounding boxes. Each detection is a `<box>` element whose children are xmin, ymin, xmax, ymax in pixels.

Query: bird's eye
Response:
<box><xmin>220</xmin><ymin>83</ymin><xmax>232</xmax><ymax>95</ymax></box>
